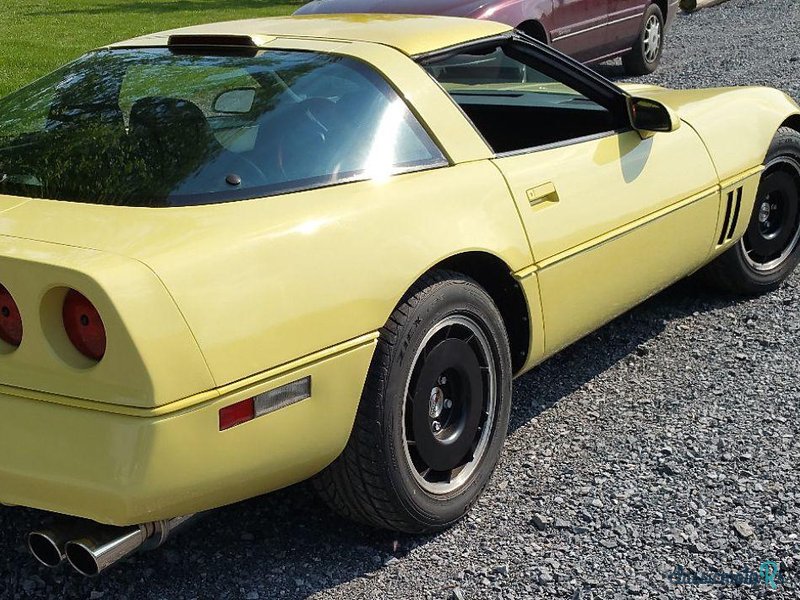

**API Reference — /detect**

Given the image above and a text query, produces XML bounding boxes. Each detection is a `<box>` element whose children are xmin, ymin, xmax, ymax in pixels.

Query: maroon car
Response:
<box><xmin>295</xmin><ymin>0</ymin><xmax>678</xmax><ymax>75</ymax></box>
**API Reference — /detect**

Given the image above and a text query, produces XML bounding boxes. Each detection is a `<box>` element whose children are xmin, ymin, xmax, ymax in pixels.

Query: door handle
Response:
<box><xmin>526</xmin><ymin>182</ymin><xmax>560</xmax><ymax>207</ymax></box>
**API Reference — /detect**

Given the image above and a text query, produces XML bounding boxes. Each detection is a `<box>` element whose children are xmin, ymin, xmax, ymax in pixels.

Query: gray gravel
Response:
<box><xmin>2</xmin><ymin>1</ymin><xmax>800</xmax><ymax>598</ymax></box>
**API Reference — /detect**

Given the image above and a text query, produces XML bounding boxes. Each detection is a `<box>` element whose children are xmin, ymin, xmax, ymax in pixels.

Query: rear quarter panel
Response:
<box><xmin>129</xmin><ymin>162</ymin><xmax>534</xmax><ymax>388</ymax></box>
<box><xmin>0</xmin><ymin>234</ymin><xmax>214</xmax><ymax>408</ymax></box>
<box><xmin>0</xmin><ymin>39</ymin><xmax>535</xmax><ymax>393</ymax></box>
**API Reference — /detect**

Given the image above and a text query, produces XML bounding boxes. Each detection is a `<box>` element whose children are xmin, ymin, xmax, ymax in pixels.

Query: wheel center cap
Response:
<box><xmin>429</xmin><ymin>387</ymin><xmax>445</xmax><ymax>419</ymax></box>
<box><xmin>759</xmin><ymin>201</ymin><xmax>772</xmax><ymax>224</ymax></box>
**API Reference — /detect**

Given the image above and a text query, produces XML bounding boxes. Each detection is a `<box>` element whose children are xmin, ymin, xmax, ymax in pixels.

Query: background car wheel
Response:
<box><xmin>701</xmin><ymin>127</ymin><xmax>800</xmax><ymax>295</ymax></box>
<box><xmin>622</xmin><ymin>3</ymin><xmax>665</xmax><ymax>76</ymax></box>
<box><xmin>313</xmin><ymin>271</ymin><xmax>512</xmax><ymax>533</ymax></box>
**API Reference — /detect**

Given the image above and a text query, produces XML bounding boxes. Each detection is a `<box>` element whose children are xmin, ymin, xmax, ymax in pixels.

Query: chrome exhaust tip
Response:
<box><xmin>28</xmin><ymin>514</ymin><xmax>196</xmax><ymax>576</ymax></box>
<box><xmin>27</xmin><ymin>520</ymin><xmax>89</xmax><ymax>568</ymax></box>
<box><xmin>64</xmin><ymin>515</ymin><xmax>196</xmax><ymax>576</ymax></box>
<box><xmin>27</xmin><ymin>531</ymin><xmax>65</xmax><ymax>568</ymax></box>
<box><xmin>65</xmin><ymin>525</ymin><xmax>146</xmax><ymax>577</ymax></box>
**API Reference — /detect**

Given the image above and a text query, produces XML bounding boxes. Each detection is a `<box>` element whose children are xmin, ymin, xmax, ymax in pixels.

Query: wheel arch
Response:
<box><xmin>516</xmin><ymin>19</ymin><xmax>549</xmax><ymax>43</ymax></box>
<box><xmin>652</xmin><ymin>0</ymin><xmax>668</xmax><ymax>19</ymax></box>
<box><xmin>782</xmin><ymin>114</ymin><xmax>800</xmax><ymax>135</ymax></box>
<box><xmin>415</xmin><ymin>252</ymin><xmax>532</xmax><ymax>374</ymax></box>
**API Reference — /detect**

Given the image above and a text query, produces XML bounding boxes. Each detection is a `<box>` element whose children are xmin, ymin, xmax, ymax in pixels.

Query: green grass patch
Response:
<box><xmin>0</xmin><ymin>0</ymin><xmax>303</xmax><ymax>97</ymax></box>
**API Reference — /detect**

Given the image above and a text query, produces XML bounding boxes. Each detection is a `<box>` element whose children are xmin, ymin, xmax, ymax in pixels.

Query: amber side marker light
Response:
<box><xmin>62</xmin><ymin>290</ymin><xmax>107</xmax><ymax>361</ymax></box>
<box><xmin>219</xmin><ymin>377</ymin><xmax>311</xmax><ymax>431</ymax></box>
<box><xmin>0</xmin><ymin>284</ymin><xmax>23</xmax><ymax>347</ymax></box>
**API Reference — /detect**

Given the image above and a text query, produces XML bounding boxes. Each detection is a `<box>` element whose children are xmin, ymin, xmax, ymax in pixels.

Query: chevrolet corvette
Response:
<box><xmin>0</xmin><ymin>15</ymin><xmax>798</xmax><ymax>575</ymax></box>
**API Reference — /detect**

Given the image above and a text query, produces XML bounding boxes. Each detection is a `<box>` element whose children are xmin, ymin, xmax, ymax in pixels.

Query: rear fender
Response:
<box><xmin>0</xmin><ymin>236</ymin><xmax>214</xmax><ymax>409</ymax></box>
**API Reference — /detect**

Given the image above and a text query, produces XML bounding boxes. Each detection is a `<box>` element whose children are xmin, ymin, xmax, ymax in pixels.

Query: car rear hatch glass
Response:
<box><xmin>0</xmin><ymin>47</ymin><xmax>444</xmax><ymax>207</ymax></box>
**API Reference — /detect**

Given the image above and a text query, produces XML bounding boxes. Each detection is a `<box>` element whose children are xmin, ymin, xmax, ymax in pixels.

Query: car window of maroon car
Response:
<box><xmin>0</xmin><ymin>49</ymin><xmax>446</xmax><ymax>207</ymax></box>
<box><xmin>424</xmin><ymin>45</ymin><xmax>618</xmax><ymax>154</ymax></box>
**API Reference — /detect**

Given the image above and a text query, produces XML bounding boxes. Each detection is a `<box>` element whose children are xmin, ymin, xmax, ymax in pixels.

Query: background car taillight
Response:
<box><xmin>0</xmin><ymin>284</ymin><xmax>23</xmax><ymax>347</ymax></box>
<box><xmin>62</xmin><ymin>289</ymin><xmax>106</xmax><ymax>361</ymax></box>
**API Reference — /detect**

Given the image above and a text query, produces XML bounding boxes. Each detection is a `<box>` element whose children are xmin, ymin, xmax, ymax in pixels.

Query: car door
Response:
<box><xmin>550</xmin><ymin>0</ymin><xmax>609</xmax><ymax>62</ymax></box>
<box><xmin>422</xmin><ymin>39</ymin><xmax>720</xmax><ymax>357</ymax></box>
<box><xmin>605</xmin><ymin>0</ymin><xmax>648</xmax><ymax>54</ymax></box>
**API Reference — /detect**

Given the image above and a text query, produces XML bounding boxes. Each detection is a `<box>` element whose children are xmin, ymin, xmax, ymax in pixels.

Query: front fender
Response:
<box><xmin>621</xmin><ymin>84</ymin><xmax>800</xmax><ymax>181</ymax></box>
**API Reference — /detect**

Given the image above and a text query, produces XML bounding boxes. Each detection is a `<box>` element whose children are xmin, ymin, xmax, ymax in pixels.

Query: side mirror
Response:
<box><xmin>628</xmin><ymin>97</ymin><xmax>680</xmax><ymax>136</ymax></box>
<box><xmin>213</xmin><ymin>88</ymin><xmax>256</xmax><ymax>114</ymax></box>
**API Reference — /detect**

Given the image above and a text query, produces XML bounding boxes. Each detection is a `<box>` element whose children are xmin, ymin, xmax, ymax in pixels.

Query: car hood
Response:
<box><xmin>295</xmin><ymin>0</ymin><xmax>493</xmax><ymax>18</ymax></box>
<box><xmin>620</xmin><ymin>84</ymin><xmax>800</xmax><ymax>181</ymax></box>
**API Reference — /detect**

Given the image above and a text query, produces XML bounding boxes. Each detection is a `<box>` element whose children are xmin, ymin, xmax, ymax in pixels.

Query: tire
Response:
<box><xmin>313</xmin><ymin>271</ymin><xmax>513</xmax><ymax>533</ymax></box>
<box><xmin>622</xmin><ymin>3</ymin><xmax>665</xmax><ymax>76</ymax></box>
<box><xmin>702</xmin><ymin>127</ymin><xmax>800</xmax><ymax>295</ymax></box>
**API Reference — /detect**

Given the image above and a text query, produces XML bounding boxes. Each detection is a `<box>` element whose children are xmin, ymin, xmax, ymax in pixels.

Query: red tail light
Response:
<box><xmin>0</xmin><ymin>285</ymin><xmax>23</xmax><ymax>347</ymax></box>
<box><xmin>62</xmin><ymin>290</ymin><xmax>106</xmax><ymax>361</ymax></box>
<box><xmin>219</xmin><ymin>398</ymin><xmax>255</xmax><ymax>431</ymax></box>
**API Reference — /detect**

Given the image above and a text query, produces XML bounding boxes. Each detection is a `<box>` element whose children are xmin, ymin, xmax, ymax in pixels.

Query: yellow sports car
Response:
<box><xmin>0</xmin><ymin>15</ymin><xmax>798</xmax><ymax>576</ymax></box>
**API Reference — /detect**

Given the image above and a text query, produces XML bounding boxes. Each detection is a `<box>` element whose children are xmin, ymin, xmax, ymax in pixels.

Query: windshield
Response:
<box><xmin>0</xmin><ymin>48</ymin><xmax>445</xmax><ymax>207</ymax></box>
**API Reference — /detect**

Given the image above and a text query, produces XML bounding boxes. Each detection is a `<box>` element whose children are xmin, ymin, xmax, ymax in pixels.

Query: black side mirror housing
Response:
<box><xmin>628</xmin><ymin>96</ymin><xmax>681</xmax><ymax>137</ymax></box>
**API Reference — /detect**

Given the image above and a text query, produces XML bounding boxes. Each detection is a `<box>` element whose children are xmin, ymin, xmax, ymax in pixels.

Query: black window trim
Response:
<box><xmin>415</xmin><ymin>31</ymin><xmax>635</xmax><ymax>158</ymax></box>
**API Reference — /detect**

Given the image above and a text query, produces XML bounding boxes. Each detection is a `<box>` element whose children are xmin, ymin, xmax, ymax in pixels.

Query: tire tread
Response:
<box><xmin>313</xmin><ymin>271</ymin><xmax>498</xmax><ymax>533</ymax></box>
<box><xmin>701</xmin><ymin>127</ymin><xmax>800</xmax><ymax>295</ymax></box>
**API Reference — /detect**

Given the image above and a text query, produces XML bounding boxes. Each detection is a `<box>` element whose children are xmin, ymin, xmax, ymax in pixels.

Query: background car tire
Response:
<box><xmin>313</xmin><ymin>271</ymin><xmax>513</xmax><ymax>533</ymax></box>
<box><xmin>622</xmin><ymin>3</ymin><xmax>665</xmax><ymax>76</ymax></box>
<box><xmin>701</xmin><ymin>127</ymin><xmax>800</xmax><ymax>295</ymax></box>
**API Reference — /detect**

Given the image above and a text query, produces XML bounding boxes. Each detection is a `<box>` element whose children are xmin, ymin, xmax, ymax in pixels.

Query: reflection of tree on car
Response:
<box><xmin>0</xmin><ymin>50</ymin><xmax>442</xmax><ymax>207</ymax></box>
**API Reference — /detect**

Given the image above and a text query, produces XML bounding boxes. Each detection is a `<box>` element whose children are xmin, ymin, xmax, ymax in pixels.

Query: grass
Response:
<box><xmin>0</xmin><ymin>0</ymin><xmax>303</xmax><ymax>98</ymax></box>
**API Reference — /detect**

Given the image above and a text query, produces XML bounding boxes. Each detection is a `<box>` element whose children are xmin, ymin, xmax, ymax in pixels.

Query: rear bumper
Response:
<box><xmin>0</xmin><ymin>338</ymin><xmax>375</xmax><ymax>525</ymax></box>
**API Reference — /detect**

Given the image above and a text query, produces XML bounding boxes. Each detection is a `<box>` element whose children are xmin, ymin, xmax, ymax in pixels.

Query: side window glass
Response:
<box><xmin>424</xmin><ymin>46</ymin><xmax>618</xmax><ymax>154</ymax></box>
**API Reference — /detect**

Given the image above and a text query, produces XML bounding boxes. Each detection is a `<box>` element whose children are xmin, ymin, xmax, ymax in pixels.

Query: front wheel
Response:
<box><xmin>622</xmin><ymin>3</ymin><xmax>665</xmax><ymax>76</ymax></box>
<box><xmin>313</xmin><ymin>271</ymin><xmax>512</xmax><ymax>533</ymax></box>
<box><xmin>701</xmin><ymin>127</ymin><xmax>800</xmax><ymax>295</ymax></box>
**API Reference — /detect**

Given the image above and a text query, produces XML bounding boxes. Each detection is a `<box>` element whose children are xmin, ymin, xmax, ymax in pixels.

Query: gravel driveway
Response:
<box><xmin>2</xmin><ymin>0</ymin><xmax>799</xmax><ymax>598</ymax></box>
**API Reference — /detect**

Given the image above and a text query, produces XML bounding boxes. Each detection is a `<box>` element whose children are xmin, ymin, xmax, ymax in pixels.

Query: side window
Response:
<box><xmin>423</xmin><ymin>46</ymin><xmax>619</xmax><ymax>154</ymax></box>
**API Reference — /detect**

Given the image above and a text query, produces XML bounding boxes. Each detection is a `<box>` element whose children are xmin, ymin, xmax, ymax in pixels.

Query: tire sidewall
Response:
<box><xmin>632</xmin><ymin>3</ymin><xmax>665</xmax><ymax>73</ymax></box>
<box><xmin>381</xmin><ymin>279</ymin><xmax>512</xmax><ymax>529</ymax></box>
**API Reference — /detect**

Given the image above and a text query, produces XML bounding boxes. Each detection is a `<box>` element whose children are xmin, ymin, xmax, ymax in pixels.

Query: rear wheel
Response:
<box><xmin>622</xmin><ymin>4</ymin><xmax>665</xmax><ymax>76</ymax></box>
<box><xmin>702</xmin><ymin>127</ymin><xmax>800</xmax><ymax>295</ymax></box>
<box><xmin>313</xmin><ymin>271</ymin><xmax>512</xmax><ymax>533</ymax></box>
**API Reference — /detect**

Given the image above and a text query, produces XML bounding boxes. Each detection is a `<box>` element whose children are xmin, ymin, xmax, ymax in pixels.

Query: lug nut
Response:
<box><xmin>432</xmin><ymin>421</ymin><xmax>442</xmax><ymax>433</ymax></box>
<box><xmin>445</xmin><ymin>399</ymin><xmax>453</xmax><ymax>409</ymax></box>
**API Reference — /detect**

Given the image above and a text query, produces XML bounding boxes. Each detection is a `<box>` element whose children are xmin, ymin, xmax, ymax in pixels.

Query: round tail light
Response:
<box><xmin>63</xmin><ymin>290</ymin><xmax>106</xmax><ymax>361</ymax></box>
<box><xmin>0</xmin><ymin>285</ymin><xmax>23</xmax><ymax>347</ymax></box>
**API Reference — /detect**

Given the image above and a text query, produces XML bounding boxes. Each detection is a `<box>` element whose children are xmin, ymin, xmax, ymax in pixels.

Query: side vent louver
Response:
<box><xmin>718</xmin><ymin>186</ymin><xmax>743</xmax><ymax>245</ymax></box>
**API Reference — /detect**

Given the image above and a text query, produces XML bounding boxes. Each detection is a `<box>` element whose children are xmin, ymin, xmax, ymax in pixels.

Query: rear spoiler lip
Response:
<box><xmin>165</xmin><ymin>34</ymin><xmax>273</xmax><ymax>56</ymax></box>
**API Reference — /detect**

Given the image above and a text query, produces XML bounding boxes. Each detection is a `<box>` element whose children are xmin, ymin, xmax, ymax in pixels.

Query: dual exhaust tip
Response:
<box><xmin>27</xmin><ymin>515</ymin><xmax>195</xmax><ymax>576</ymax></box>
<box><xmin>28</xmin><ymin>530</ymin><xmax>101</xmax><ymax>576</ymax></box>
